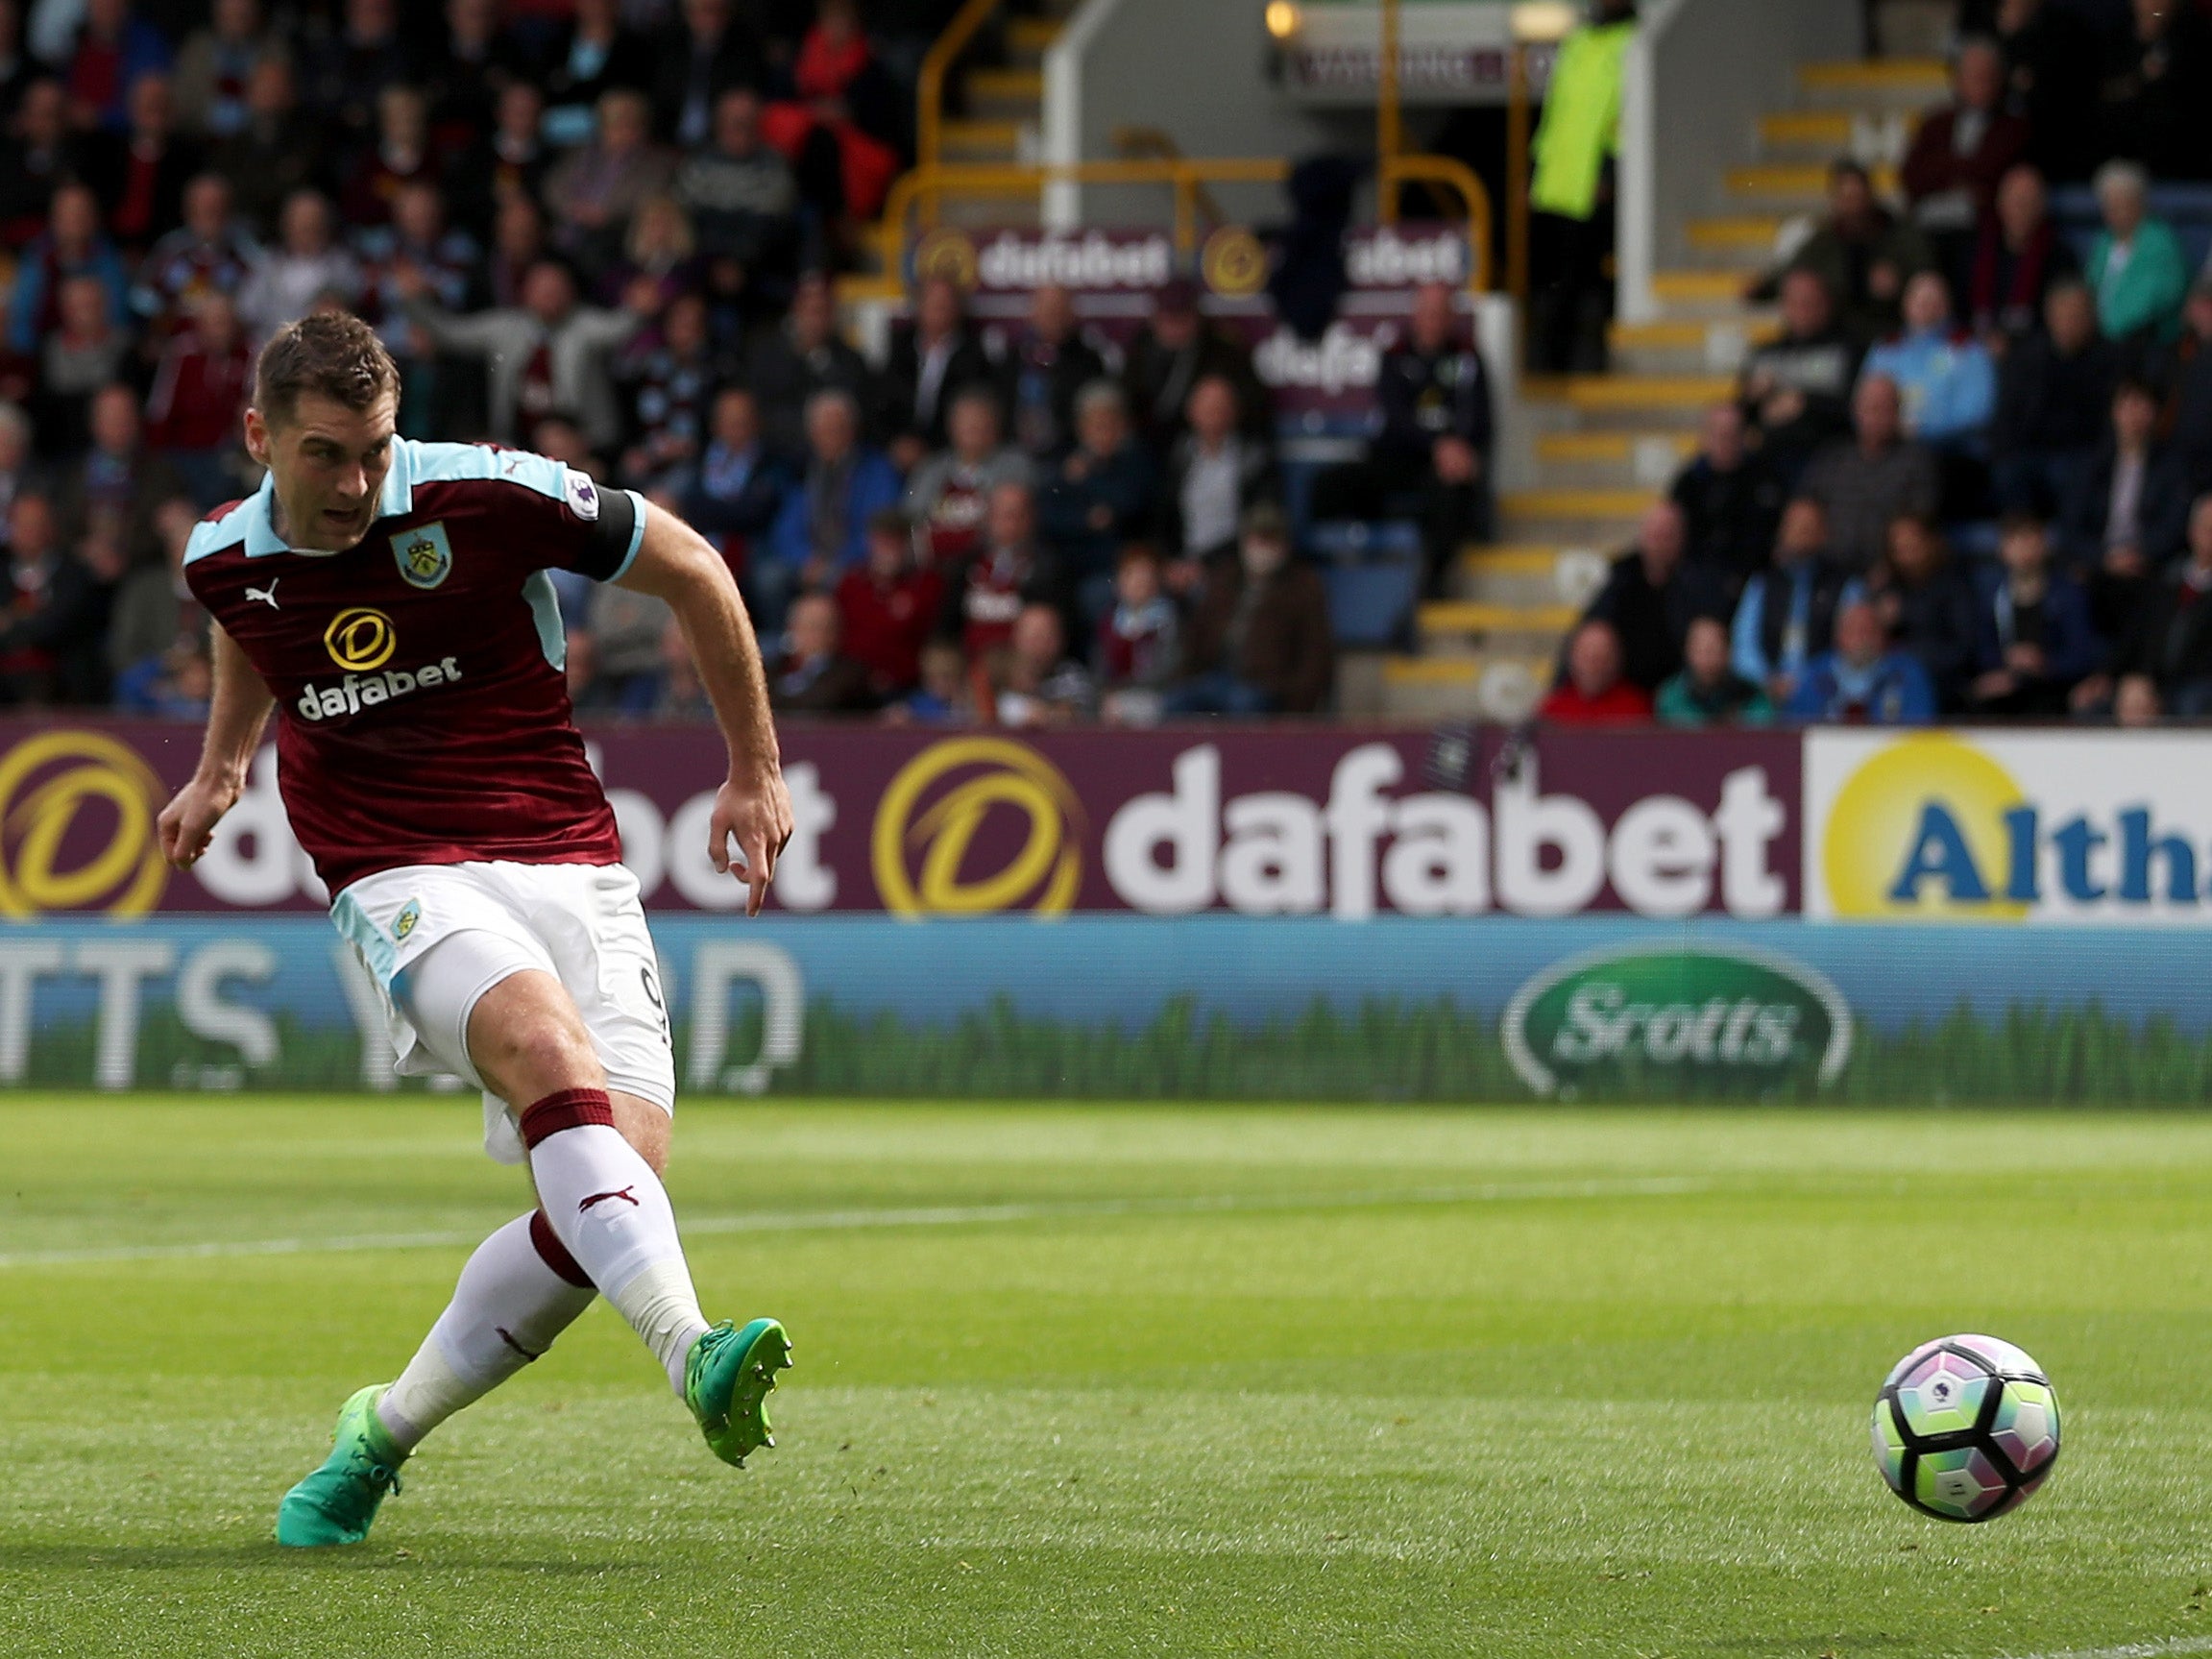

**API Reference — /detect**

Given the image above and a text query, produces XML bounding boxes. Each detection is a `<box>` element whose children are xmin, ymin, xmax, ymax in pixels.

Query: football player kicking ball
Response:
<box><xmin>158</xmin><ymin>313</ymin><xmax>797</xmax><ymax>1548</ymax></box>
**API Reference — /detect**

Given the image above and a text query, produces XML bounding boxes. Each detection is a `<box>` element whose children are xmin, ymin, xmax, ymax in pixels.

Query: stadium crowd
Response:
<box><xmin>1545</xmin><ymin>7</ymin><xmax>2212</xmax><ymax>730</ymax></box>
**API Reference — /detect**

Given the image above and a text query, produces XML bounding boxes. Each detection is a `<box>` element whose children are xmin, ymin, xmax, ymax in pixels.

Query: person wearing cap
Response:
<box><xmin>1120</xmin><ymin>275</ymin><xmax>1262</xmax><ymax>460</ymax></box>
<box><xmin>1164</xmin><ymin>502</ymin><xmax>1334</xmax><ymax>718</ymax></box>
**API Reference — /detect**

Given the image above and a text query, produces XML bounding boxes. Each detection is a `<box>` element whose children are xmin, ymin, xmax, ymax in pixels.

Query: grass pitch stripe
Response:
<box><xmin>0</xmin><ymin>1176</ymin><xmax>1712</xmax><ymax>1269</ymax></box>
<box><xmin>2005</xmin><ymin>1641</ymin><xmax>2212</xmax><ymax>1659</ymax></box>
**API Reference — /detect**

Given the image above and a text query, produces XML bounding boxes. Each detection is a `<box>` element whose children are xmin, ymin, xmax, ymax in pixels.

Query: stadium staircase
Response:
<box><xmin>924</xmin><ymin>8</ymin><xmax>1074</xmax><ymax>222</ymax></box>
<box><xmin>1375</xmin><ymin>54</ymin><xmax>1954</xmax><ymax>721</ymax></box>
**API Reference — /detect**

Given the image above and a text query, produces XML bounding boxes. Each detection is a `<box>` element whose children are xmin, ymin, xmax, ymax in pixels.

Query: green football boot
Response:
<box><xmin>274</xmin><ymin>1385</ymin><xmax>408</xmax><ymax>1548</ymax></box>
<box><xmin>684</xmin><ymin>1318</ymin><xmax>792</xmax><ymax>1468</ymax></box>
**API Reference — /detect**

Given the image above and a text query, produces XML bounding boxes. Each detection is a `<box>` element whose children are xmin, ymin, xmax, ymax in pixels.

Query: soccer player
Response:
<box><xmin>157</xmin><ymin>313</ymin><xmax>798</xmax><ymax>1548</ymax></box>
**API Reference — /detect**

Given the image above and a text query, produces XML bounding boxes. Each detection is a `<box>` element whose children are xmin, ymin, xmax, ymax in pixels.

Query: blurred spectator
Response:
<box><xmin>1902</xmin><ymin>37</ymin><xmax>2029</xmax><ymax>279</ymax></box>
<box><xmin>207</xmin><ymin>55</ymin><xmax>320</xmax><ymax>239</ymax></box>
<box><xmin>171</xmin><ymin>0</ymin><xmax>280</xmax><ymax>142</ymax></box>
<box><xmin>1371</xmin><ymin>280</ymin><xmax>1495</xmax><ymax>596</ymax></box>
<box><xmin>882</xmin><ymin>273</ymin><xmax>992</xmax><ymax>466</ymax></box>
<box><xmin>109</xmin><ymin>491</ymin><xmax>204</xmax><ymax>703</ymax></box>
<box><xmin>61</xmin><ymin>0</ymin><xmax>172</xmax><ymax>135</ymax></box>
<box><xmin>1800</xmin><ymin>374</ymin><xmax>1940</xmax><ymax>573</ymax></box>
<box><xmin>995</xmin><ymin>600</ymin><xmax>1094</xmax><ymax>728</ymax></box>
<box><xmin>84</xmin><ymin>72</ymin><xmax>200</xmax><ymax>255</ymax></box>
<box><xmin>0</xmin><ymin>402</ymin><xmax>33</xmax><ymax>549</ymax></box>
<box><xmin>0</xmin><ymin>80</ymin><xmax>80</xmax><ymax>245</ymax></box>
<box><xmin>2060</xmin><ymin>376</ymin><xmax>2188</xmax><ymax>638</ymax></box>
<box><xmin>2172</xmin><ymin>278</ymin><xmax>2212</xmax><ymax>494</ymax></box>
<box><xmin>1672</xmin><ymin>402</ymin><xmax>1783</xmax><ymax>598</ymax></box>
<box><xmin>905</xmin><ymin>384</ymin><xmax>1028</xmax><ymax>568</ymax></box>
<box><xmin>0</xmin><ymin>491</ymin><xmax>110</xmax><ymax>703</ymax></box>
<box><xmin>236</xmin><ymin>189</ymin><xmax>360</xmax><ymax>341</ymax></box>
<box><xmin>143</xmin><ymin>287</ymin><xmax>248</xmax><ymax>505</ymax></box>
<box><xmin>543</xmin><ymin>88</ymin><xmax>673</xmax><ymax>278</ymax></box>
<box><xmin>2112</xmin><ymin>670</ymin><xmax>2163</xmax><ymax>726</ymax></box>
<box><xmin>653</xmin><ymin>615</ymin><xmax>713</xmax><ymax>720</ymax></box>
<box><xmin>56</xmin><ymin>381</ymin><xmax>187</xmax><ymax>568</ymax></box>
<box><xmin>9</xmin><ymin>181</ymin><xmax>128</xmax><ymax>355</ymax></box>
<box><xmin>760</xmin><ymin>0</ymin><xmax>903</xmax><ymax>231</ymax></box>
<box><xmin>540</xmin><ymin>0</ymin><xmax>653</xmax><ymax>148</ymax></box>
<box><xmin>680</xmin><ymin>384</ymin><xmax>787</xmax><ymax>571</ymax></box>
<box><xmin>401</xmin><ymin>256</ymin><xmax>644</xmax><ymax>450</ymax></box>
<box><xmin>1738</xmin><ymin>267</ymin><xmax>1860</xmax><ymax>482</ymax></box>
<box><xmin>759</xmin><ymin>386</ymin><xmax>900</xmax><ymax>628</ymax></box>
<box><xmin>35</xmin><ymin>271</ymin><xmax>130</xmax><ymax>453</ymax></box>
<box><xmin>886</xmin><ymin>636</ymin><xmax>977</xmax><ymax>727</ymax></box>
<box><xmin>1988</xmin><ymin>0</ymin><xmax>2103</xmax><ymax>183</ymax></box>
<box><xmin>946</xmin><ymin>479</ymin><xmax>1066</xmax><ymax>660</ymax></box>
<box><xmin>1094</xmin><ymin>542</ymin><xmax>1179</xmax><ymax>728</ymax></box>
<box><xmin>1121</xmin><ymin>276</ymin><xmax>1260</xmax><ymax>458</ymax></box>
<box><xmin>1164</xmin><ymin>374</ymin><xmax>1276</xmax><ymax>569</ymax></box>
<box><xmin>2110</xmin><ymin>492</ymin><xmax>2212</xmax><ymax>716</ymax></box>
<box><xmin>448</xmin><ymin>80</ymin><xmax>549</xmax><ymax>243</ymax></box>
<box><xmin>1038</xmin><ymin>379</ymin><xmax>1154</xmax><ymax>599</ymax></box>
<box><xmin>1967</xmin><ymin>514</ymin><xmax>2100</xmax><ymax>717</ymax></box>
<box><xmin>132</xmin><ymin>172</ymin><xmax>252</xmax><ymax>341</ymax></box>
<box><xmin>997</xmin><ymin>281</ymin><xmax>1106</xmax><ymax>460</ymax></box>
<box><xmin>298</xmin><ymin>0</ymin><xmax>414</xmax><ymax>149</ymax></box>
<box><xmin>1164</xmin><ymin>504</ymin><xmax>1332</xmax><ymax>718</ymax></box>
<box><xmin>1577</xmin><ymin>500</ymin><xmax>1725</xmax><ymax>694</ymax></box>
<box><xmin>338</xmin><ymin>83</ymin><xmax>439</xmax><ymax>232</ymax></box>
<box><xmin>2098</xmin><ymin>0</ymin><xmax>2212</xmax><ymax>183</ymax></box>
<box><xmin>1539</xmin><ymin>619</ymin><xmax>1653</xmax><ymax>726</ymax></box>
<box><xmin>357</xmin><ymin>180</ymin><xmax>477</xmax><ymax>427</ymax></box>
<box><xmin>615</xmin><ymin>289</ymin><xmax>724</xmax><ymax>490</ymax></box>
<box><xmin>1656</xmin><ymin>614</ymin><xmax>1772</xmax><ymax>728</ymax></box>
<box><xmin>605</xmin><ymin>194</ymin><xmax>698</xmax><ymax>311</ymax></box>
<box><xmin>650</xmin><ymin>0</ymin><xmax>767</xmax><ymax>150</ymax></box>
<box><xmin>1967</xmin><ymin>164</ymin><xmax>2078</xmax><ymax>344</ymax></box>
<box><xmin>1861</xmin><ymin>272</ymin><xmax>1995</xmax><ymax>449</ymax></box>
<box><xmin>426</xmin><ymin>0</ymin><xmax>531</xmax><ymax>147</ymax></box>
<box><xmin>1752</xmin><ymin>160</ymin><xmax>1932</xmax><ymax>345</ymax></box>
<box><xmin>571</xmin><ymin>578</ymin><xmax>669</xmax><ymax>713</ymax></box>
<box><xmin>1869</xmin><ymin>514</ymin><xmax>1979</xmax><ymax>709</ymax></box>
<box><xmin>835</xmin><ymin>507</ymin><xmax>941</xmax><ymax>699</ymax></box>
<box><xmin>482</xmin><ymin>194</ymin><xmax>546</xmax><ymax>310</ymax></box>
<box><xmin>767</xmin><ymin>589</ymin><xmax>873</xmax><ymax>715</ymax></box>
<box><xmin>1731</xmin><ymin>496</ymin><xmax>1858</xmax><ymax>708</ymax></box>
<box><xmin>747</xmin><ymin>270</ymin><xmax>874</xmax><ymax>459</ymax></box>
<box><xmin>1993</xmin><ymin>280</ymin><xmax>2124</xmax><ymax>516</ymax></box>
<box><xmin>1786</xmin><ymin>597</ymin><xmax>1937</xmax><ymax>724</ymax></box>
<box><xmin>672</xmin><ymin>87</ymin><xmax>798</xmax><ymax>322</ymax></box>
<box><xmin>2085</xmin><ymin>159</ymin><xmax>2186</xmax><ymax>354</ymax></box>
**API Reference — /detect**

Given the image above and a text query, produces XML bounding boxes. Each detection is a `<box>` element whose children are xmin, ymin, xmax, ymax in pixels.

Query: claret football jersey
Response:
<box><xmin>184</xmin><ymin>439</ymin><xmax>645</xmax><ymax>893</ymax></box>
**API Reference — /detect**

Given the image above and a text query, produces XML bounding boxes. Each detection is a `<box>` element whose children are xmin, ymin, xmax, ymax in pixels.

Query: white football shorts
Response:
<box><xmin>331</xmin><ymin>860</ymin><xmax>676</xmax><ymax>1163</ymax></box>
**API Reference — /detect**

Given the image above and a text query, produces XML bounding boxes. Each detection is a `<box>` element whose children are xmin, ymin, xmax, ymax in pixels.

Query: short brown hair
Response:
<box><xmin>254</xmin><ymin>313</ymin><xmax>400</xmax><ymax>428</ymax></box>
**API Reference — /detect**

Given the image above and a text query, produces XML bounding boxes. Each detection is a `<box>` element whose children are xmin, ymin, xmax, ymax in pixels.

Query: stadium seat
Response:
<box><xmin>1308</xmin><ymin>520</ymin><xmax>1423</xmax><ymax>564</ymax></box>
<box><xmin>1323</xmin><ymin>561</ymin><xmax>1421</xmax><ymax>647</ymax></box>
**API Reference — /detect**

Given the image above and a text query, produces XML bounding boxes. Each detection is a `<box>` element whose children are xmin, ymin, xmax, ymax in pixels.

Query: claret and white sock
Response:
<box><xmin>518</xmin><ymin>1087</ymin><xmax>713</xmax><ymax>1395</ymax></box>
<box><xmin>376</xmin><ymin>1210</ymin><xmax>596</xmax><ymax>1452</ymax></box>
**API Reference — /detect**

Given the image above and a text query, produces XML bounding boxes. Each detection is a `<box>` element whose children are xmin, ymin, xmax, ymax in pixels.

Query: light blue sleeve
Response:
<box><xmin>1730</xmin><ymin>577</ymin><xmax>1769</xmax><ymax>684</ymax></box>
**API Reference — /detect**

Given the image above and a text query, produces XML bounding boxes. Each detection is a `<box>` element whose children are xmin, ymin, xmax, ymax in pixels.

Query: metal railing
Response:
<box><xmin>879</xmin><ymin>157</ymin><xmax>1495</xmax><ymax>292</ymax></box>
<box><xmin>915</xmin><ymin>0</ymin><xmax>1004</xmax><ymax>180</ymax></box>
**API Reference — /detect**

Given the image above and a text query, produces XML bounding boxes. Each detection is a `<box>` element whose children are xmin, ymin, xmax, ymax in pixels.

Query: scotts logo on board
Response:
<box><xmin>1502</xmin><ymin>945</ymin><xmax>1853</xmax><ymax>1100</ymax></box>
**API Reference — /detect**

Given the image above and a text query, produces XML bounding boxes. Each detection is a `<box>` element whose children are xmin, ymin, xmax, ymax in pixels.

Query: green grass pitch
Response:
<box><xmin>3</xmin><ymin>1095</ymin><xmax>2210</xmax><ymax>1658</ymax></box>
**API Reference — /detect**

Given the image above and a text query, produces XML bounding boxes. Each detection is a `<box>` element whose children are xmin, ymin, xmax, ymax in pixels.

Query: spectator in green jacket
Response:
<box><xmin>1527</xmin><ymin>0</ymin><xmax>1636</xmax><ymax>374</ymax></box>
<box><xmin>2086</xmin><ymin>159</ymin><xmax>2187</xmax><ymax>354</ymax></box>
<box><xmin>1656</xmin><ymin>615</ymin><xmax>1774</xmax><ymax>727</ymax></box>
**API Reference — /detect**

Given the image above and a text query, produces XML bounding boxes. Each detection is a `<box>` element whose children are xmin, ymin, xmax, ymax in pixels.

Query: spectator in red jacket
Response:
<box><xmin>1901</xmin><ymin>37</ymin><xmax>2030</xmax><ymax>281</ymax></box>
<box><xmin>837</xmin><ymin>508</ymin><xmax>943</xmax><ymax>699</ymax></box>
<box><xmin>144</xmin><ymin>287</ymin><xmax>248</xmax><ymax>504</ymax></box>
<box><xmin>1540</xmin><ymin>619</ymin><xmax>1655</xmax><ymax>725</ymax></box>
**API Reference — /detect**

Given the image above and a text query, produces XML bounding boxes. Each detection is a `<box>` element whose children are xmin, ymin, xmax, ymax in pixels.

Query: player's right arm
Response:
<box><xmin>158</xmin><ymin>622</ymin><xmax>277</xmax><ymax>869</ymax></box>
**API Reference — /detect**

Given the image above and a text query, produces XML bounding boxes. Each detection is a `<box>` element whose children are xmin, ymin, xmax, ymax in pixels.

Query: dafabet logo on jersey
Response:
<box><xmin>1804</xmin><ymin>731</ymin><xmax>2212</xmax><ymax>924</ymax></box>
<box><xmin>298</xmin><ymin>607</ymin><xmax>464</xmax><ymax>723</ymax></box>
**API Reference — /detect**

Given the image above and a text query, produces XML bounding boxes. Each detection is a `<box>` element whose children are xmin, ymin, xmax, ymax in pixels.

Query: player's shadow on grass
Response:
<box><xmin>0</xmin><ymin>1545</ymin><xmax>654</xmax><ymax>1574</ymax></box>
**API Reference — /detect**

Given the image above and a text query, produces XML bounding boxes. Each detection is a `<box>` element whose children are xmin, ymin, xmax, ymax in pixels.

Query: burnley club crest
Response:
<box><xmin>392</xmin><ymin>522</ymin><xmax>454</xmax><ymax>590</ymax></box>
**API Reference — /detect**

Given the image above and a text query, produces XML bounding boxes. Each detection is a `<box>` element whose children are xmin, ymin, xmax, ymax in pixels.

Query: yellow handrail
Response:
<box><xmin>879</xmin><ymin>158</ymin><xmax>1495</xmax><ymax>294</ymax></box>
<box><xmin>916</xmin><ymin>0</ymin><xmax>1002</xmax><ymax>184</ymax></box>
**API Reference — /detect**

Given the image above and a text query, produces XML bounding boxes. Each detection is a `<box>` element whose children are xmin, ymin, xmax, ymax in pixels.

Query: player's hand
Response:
<box><xmin>710</xmin><ymin>767</ymin><xmax>795</xmax><ymax>917</ymax></box>
<box><xmin>158</xmin><ymin>771</ymin><xmax>242</xmax><ymax>869</ymax></box>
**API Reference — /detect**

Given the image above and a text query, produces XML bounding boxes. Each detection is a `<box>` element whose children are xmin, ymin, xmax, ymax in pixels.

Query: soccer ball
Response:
<box><xmin>1871</xmin><ymin>1334</ymin><xmax>2061</xmax><ymax>1522</ymax></box>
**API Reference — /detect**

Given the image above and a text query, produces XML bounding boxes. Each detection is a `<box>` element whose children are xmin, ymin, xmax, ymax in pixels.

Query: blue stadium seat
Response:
<box><xmin>1323</xmin><ymin>561</ymin><xmax>1420</xmax><ymax>647</ymax></box>
<box><xmin>1308</xmin><ymin>520</ymin><xmax>1422</xmax><ymax>563</ymax></box>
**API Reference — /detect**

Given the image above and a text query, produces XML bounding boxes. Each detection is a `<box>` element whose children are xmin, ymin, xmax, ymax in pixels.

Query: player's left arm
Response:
<box><xmin>616</xmin><ymin>499</ymin><xmax>793</xmax><ymax>916</ymax></box>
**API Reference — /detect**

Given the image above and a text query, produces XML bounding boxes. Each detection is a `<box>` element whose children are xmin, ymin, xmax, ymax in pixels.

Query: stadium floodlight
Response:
<box><xmin>1264</xmin><ymin>1</ymin><xmax>1301</xmax><ymax>41</ymax></box>
<box><xmin>1509</xmin><ymin>1</ymin><xmax>1578</xmax><ymax>41</ymax></box>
